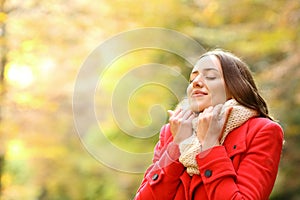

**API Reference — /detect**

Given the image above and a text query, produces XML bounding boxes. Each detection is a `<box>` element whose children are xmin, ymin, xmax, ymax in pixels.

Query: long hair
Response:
<box><xmin>200</xmin><ymin>49</ymin><xmax>272</xmax><ymax>119</ymax></box>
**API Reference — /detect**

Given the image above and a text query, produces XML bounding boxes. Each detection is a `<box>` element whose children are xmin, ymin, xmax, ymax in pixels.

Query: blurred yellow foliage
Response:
<box><xmin>0</xmin><ymin>12</ymin><xmax>7</xmax><ymax>23</ymax></box>
<box><xmin>0</xmin><ymin>0</ymin><xmax>299</xmax><ymax>199</ymax></box>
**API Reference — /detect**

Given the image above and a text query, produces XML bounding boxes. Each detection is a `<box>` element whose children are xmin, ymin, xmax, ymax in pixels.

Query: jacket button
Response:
<box><xmin>233</xmin><ymin>145</ymin><xmax>237</xmax><ymax>149</ymax></box>
<box><xmin>204</xmin><ymin>169</ymin><xmax>212</xmax><ymax>178</ymax></box>
<box><xmin>152</xmin><ymin>173</ymin><xmax>159</xmax><ymax>181</ymax></box>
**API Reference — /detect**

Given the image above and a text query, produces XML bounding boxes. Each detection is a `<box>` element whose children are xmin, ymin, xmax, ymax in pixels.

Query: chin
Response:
<box><xmin>189</xmin><ymin>99</ymin><xmax>208</xmax><ymax>111</ymax></box>
<box><xmin>190</xmin><ymin>104</ymin><xmax>205</xmax><ymax>113</ymax></box>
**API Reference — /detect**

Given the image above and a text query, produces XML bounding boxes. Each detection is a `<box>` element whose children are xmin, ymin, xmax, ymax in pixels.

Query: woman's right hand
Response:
<box><xmin>167</xmin><ymin>108</ymin><xmax>195</xmax><ymax>144</ymax></box>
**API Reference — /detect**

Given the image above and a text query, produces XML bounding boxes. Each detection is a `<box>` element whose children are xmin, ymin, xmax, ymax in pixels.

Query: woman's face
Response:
<box><xmin>187</xmin><ymin>55</ymin><xmax>230</xmax><ymax>113</ymax></box>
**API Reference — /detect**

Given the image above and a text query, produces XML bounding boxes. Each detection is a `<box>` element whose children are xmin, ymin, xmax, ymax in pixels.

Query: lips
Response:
<box><xmin>191</xmin><ymin>90</ymin><xmax>208</xmax><ymax>97</ymax></box>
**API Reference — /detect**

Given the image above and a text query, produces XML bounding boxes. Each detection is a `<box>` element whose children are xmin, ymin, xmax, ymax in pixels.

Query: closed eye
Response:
<box><xmin>205</xmin><ymin>76</ymin><xmax>216</xmax><ymax>80</ymax></box>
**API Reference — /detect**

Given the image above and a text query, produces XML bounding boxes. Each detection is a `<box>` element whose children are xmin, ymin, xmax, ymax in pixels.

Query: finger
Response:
<box><xmin>167</xmin><ymin>110</ymin><xmax>174</xmax><ymax>117</ymax></box>
<box><xmin>174</xmin><ymin>107</ymin><xmax>182</xmax><ymax>115</ymax></box>
<box><xmin>181</xmin><ymin>109</ymin><xmax>193</xmax><ymax>120</ymax></box>
<box><xmin>169</xmin><ymin>108</ymin><xmax>182</xmax><ymax>119</ymax></box>
<box><xmin>174</xmin><ymin>110</ymin><xmax>185</xmax><ymax>121</ymax></box>
<box><xmin>203</xmin><ymin>106</ymin><xmax>213</xmax><ymax>115</ymax></box>
<box><xmin>187</xmin><ymin>112</ymin><xmax>197</xmax><ymax>121</ymax></box>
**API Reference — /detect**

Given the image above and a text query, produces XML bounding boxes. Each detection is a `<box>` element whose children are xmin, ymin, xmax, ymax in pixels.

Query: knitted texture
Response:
<box><xmin>179</xmin><ymin>99</ymin><xmax>258</xmax><ymax>176</ymax></box>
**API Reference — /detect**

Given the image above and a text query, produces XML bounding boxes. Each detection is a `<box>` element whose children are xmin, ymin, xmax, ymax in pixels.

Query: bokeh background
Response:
<box><xmin>0</xmin><ymin>0</ymin><xmax>299</xmax><ymax>199</ymax></box>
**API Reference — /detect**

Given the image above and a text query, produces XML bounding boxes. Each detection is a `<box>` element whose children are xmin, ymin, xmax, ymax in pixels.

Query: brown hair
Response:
<box><xmin>200</xmin><ymin>49</ymin><xmax>271</xmax><ymax>119</ymax></box>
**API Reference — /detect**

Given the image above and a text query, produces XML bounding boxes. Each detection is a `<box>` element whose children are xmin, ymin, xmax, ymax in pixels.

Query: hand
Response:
<box><xmin>196</xmin><ymin>104</ymin><xmax>232</xmax><ymax>151</ymax></box>
<box><xmin>168</xmin><ymin>108</ymin><xmax>196</xmax><ymax>144</ymax></box>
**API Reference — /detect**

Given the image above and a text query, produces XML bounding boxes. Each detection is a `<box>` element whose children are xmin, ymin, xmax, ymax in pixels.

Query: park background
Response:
<box><xmin>0</xmin><ymin>0</ymin><xmax>299</xmax><ymax>199</ymax></box>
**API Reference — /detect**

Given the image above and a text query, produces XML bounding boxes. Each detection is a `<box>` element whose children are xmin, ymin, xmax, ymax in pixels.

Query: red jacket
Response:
<box><xmin>134</xmin><ymin>117</ymin><xmax>284</xmax><ymax>200</ymax></box>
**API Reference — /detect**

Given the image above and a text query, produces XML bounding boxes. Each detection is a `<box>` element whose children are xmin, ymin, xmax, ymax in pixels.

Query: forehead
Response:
<box><xmin>192</xmin><ymin>55</ymin><xmax>222</xmax><ymax>72</ymax></box>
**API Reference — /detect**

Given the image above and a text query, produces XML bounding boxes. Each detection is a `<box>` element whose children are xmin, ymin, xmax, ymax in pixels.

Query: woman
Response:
<box><xmin>134</xmin><ymin>49</ymin><xmax>284</xmax><ymax>200</ymax></box>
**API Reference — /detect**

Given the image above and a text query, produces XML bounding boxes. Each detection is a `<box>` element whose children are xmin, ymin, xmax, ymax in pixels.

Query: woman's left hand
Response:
<box><xmin>196</xmin><ymin>104</ymin><xmax>232</xmax><ymax>152</ymax></box>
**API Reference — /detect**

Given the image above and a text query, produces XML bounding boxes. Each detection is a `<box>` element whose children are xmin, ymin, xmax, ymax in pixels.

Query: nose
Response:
<box><xmin>192</xmin><ymin>74</ymin><xmax>205</xmax><ymax>88</ymax></box>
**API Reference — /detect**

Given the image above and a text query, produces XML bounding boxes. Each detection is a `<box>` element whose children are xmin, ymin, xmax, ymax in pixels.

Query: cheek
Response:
<box><xmin>186</xmin><ymin>84</ymin><xmax>192</xmax><ymax>95</ymax></box>
<box><xmin>208</xmin><ymin>81</ymin><xmax>228</xmax><ymax>104</ymax></box>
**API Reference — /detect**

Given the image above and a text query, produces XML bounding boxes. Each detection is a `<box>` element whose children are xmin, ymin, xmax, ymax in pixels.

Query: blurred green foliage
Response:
<box><xmin>0</xmin><ymin>0</ymin><xmax>299</xmax><ymax>199</ymax></box>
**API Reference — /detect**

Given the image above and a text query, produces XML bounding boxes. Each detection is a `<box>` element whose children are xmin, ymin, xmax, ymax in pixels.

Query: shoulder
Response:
<box><xmin>247</xmin><ymin>117</ymin><xmax>283</xmax><ymax>134</ymax></box>
<box><xmin>224</xmin><ymin>117</ymin><xmax>284</xmax><ymax>158</ymax></box>
<box><xmin>225</xmin><ymin>117</ymin><xmax>284</xmax><ymax>148</ymax></box>
<box><xmin>244</xmin><ymin>117</ymin><xmax>284</xmax><ymax>145</ymax></box>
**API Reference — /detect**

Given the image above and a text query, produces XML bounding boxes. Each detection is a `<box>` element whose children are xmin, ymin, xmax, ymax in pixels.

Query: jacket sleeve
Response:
<box><xmin>134</xmin><ymin>124</ymin><xmax>186</xmax><ymax>200</ymax></box>
<box><xmin>195</xmin><ymin>119</ymin><xmax>284</xmax><ymax>200</ymax></box>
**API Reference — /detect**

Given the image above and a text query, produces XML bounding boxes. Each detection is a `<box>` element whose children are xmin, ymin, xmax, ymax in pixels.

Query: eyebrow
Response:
<box><xmin>191</xmin><ymin>67</ymin><xmax>219</xmax><ymax>74</ymax></box>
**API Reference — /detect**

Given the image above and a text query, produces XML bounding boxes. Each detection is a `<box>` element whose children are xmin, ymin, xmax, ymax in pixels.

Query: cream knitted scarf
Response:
<box><xmin>178</xmin><ymin>99</ymin><xmax>258</xmax><ymax>176</ymax></box>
